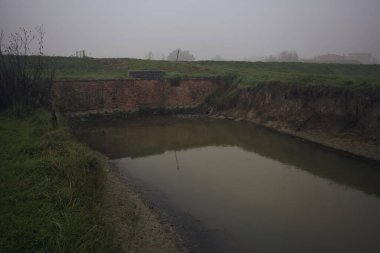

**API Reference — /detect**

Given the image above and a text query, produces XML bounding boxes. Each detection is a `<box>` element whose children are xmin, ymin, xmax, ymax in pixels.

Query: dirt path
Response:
<box><xmin>100</xmin><ymin>160</ymin><xmax>188</xmax><ymax>253</ymax></box>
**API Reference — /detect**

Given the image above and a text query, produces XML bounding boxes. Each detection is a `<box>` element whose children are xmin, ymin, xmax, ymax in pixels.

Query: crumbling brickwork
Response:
<box><xmin>53</xmin><ymin>79</ymin><xmax>220</xmax><ymax>113</ymax></box>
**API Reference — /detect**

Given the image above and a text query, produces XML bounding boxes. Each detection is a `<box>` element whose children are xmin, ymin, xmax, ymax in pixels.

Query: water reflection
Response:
<box><xmin>74</xmin><ymin>117</ymin><xmax>380</xmax><ymax>253</ymax></box>
<box><xmin>75</xmin><ymin>117</ymin><xmax>380</xmax><ymax>198</ymax></box>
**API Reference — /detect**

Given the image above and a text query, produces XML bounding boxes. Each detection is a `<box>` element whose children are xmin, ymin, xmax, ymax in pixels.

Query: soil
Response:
<box><xmin>206</xmin><ymin>83</ymin><xmax>380</xmax><ymax>163</ymax></box>
<box><xmin>246</xmin><ymin>115</ymin><xmax>380</xmax><ymax>162</ymax></box>
<box><xmin>207</xmin><ymin>111</ymin><xmax>380</xmax><ymax>163</ymax></box>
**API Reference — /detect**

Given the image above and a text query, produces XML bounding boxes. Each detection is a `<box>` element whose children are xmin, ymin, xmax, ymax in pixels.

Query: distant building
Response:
<box><xmin>346</xmin><ymin>53</ymin><xmax>372</xmax><ymax>64</ymax></box>
<box><xmin>314</xmin><ymin>53</ymin><xmax>373</xmax><ymax>64</ymax></box>
<box><xmin>314</xmin><ymin>54</ymin><xmax>346</xmax><ymax>64</ymax></box>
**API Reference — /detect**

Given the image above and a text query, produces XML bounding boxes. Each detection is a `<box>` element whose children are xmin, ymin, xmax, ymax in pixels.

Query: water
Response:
<box><xmin>74</xmin><ymin>116</ymin><xmax>380</xmax><ymax>253</ymax></box>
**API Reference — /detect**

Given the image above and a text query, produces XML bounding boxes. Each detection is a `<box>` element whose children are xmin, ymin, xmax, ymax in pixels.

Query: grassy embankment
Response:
<box><xmin>0</xmin><ymin>110</ymin><xmax>112</xmax><ymax>253</ymax></box>
<box><xmin>53</xmin><ymin>57</ymin><xmax>380</xmax><ymax>88</ymax></box>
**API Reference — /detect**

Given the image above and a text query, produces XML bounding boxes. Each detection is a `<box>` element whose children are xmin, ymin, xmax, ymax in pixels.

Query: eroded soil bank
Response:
<box><xmin>205</xmin><ymin>83</ymin><xmax>380</xmax><ymax>162</ymax></box>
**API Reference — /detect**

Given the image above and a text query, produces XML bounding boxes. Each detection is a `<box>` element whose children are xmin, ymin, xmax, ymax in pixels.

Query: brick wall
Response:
<box><xmin>53</xmin><ymin>79</ymin><xmax>220</xmax><ymax>113</ymax></box>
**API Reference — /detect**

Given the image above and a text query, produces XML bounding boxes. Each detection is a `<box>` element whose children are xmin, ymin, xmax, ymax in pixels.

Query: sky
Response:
<box><xmin>1</xmin><ymin>0</ymin><xmax>380</xmax><ymax>60</ymax></box>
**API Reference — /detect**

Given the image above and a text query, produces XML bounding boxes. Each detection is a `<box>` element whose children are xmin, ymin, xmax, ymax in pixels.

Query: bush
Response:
<box><xmin>0</xmin><ymin>27</ymin><xmax>55</xmax><ymax>116</ymax></box>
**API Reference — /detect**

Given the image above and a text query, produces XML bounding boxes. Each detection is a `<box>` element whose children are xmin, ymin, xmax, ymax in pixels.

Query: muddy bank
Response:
<box><xmin>101</xmin><ymin>160</ymin><xmax>187</xmax><ymax>253</ymax></box>
<box><xmin>204</xmin><ymin>82</ymin><xmax>380</xmax><ymax>162</ymax></box>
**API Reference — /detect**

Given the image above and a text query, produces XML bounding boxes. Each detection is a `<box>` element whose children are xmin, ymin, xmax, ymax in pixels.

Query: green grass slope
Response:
<box><xmin>0</xmin><ymin>110</ymin><xmax>112</xmax><ymax>253</ymax></box>
<box><xmin>53</xmin><ymin>57</ymin><xmax>380</xmax><ymax>88</ymax></box>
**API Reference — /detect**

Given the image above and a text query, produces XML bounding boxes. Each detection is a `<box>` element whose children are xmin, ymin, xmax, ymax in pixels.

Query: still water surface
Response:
<box><xmin>75</xmin><ymin>117</ymin><xmax>380</xmax><ymax>253</ymax></box>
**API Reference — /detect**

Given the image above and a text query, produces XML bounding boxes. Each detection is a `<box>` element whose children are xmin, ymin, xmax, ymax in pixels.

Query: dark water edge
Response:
<box><xmin>73</xmin><ymin>116</ymin><xmax>380</xmax><ymax>253</ymax></box>
<box><xmin>73</xmin><ymin>116</ymin><xmax>380</xmax><ymax>197</ymax></box>
<box><xmin>108</xmin><ymin>162</ymin><xmax>237</xmax><ymax>253</ymax></box>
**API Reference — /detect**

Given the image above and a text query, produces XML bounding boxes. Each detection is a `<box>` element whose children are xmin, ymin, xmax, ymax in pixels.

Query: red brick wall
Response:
<box><xmin>53</xmin><ymin>79</ymin><xmax>220</xmax><ymax>113</ymax></box>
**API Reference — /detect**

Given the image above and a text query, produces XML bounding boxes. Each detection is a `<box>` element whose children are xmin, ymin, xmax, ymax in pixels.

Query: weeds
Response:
<box><xmin>0</xmin><ymin>109</ymin><xmax>112</xmax><ymax>253</ymax></box>
<box><xmin>0</xmin><ymin>27</ymin><xmax>55</xmax><ymax>118</ymax></box>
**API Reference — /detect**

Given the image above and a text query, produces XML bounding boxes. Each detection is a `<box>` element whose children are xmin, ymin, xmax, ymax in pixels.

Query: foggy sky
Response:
<box><xmin>1</xmin><ymin>0</ymin><xmax>380</xmax><ymax>60</ymax></box>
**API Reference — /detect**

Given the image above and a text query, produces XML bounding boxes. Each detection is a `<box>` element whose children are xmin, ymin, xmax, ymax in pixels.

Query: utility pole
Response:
<box><xmin>176</xmin><ymin>49</ymin><xmax>180</xmax><ymax>62</ymax></box>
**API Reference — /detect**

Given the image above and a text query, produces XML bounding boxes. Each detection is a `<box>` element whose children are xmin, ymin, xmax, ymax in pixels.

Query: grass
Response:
<box><xmin>53</xmin><ymin>57</ymin><xmax>380</xmax><ymax>88</ymax></box>
<box><xmin>0</xmin><ymin>109</ymin><xmax>112</xmax><ymax>253</ymax></box>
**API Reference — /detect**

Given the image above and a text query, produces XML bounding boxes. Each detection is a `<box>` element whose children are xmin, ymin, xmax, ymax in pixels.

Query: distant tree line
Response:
<box><xmin>167</xmin><ymin>49</ymin><xmax>195</xmax><ymax>61</ymax></box>
<box><xmin>266</xmin><ymin>51</ymin><xmax>299</xmax><ymax>62</ymax></box>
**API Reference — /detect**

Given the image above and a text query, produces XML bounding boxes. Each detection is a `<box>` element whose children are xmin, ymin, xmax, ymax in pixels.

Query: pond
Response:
<box><xmin>74</xmin><ymin>116</ymin><xmax>380</xmax><ymax>253</ymax></box>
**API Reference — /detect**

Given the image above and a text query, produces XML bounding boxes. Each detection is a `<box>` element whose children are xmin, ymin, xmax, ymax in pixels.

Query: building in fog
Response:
<box><xmin>346</xmin><ymin>53</ymin><xmax>372</xmax><ymax>64</ymax></box>
<box><xmin>314</xmin><ymin>53</ymin><xmax>373</xmax><ymax>64</ymax></box>
<box><xmin>314</xmin><ymin>54</ymin><xmax>346</xmax><ymax>64</ymax></box>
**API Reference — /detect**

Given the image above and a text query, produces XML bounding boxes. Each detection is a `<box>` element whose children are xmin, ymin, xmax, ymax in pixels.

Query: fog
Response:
<box><xmin>1</xmin><ymin>0</ymin><xmax>380</xmax><ymax>60</ymax></box>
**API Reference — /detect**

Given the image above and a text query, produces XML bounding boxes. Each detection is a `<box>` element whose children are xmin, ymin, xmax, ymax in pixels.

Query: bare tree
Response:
<box><xmin>0</xmin><ymin>26</ymin><xmax>56</xmax><ymax>121</ymax></box>
<box><xmin>167</xmin><ymin>48</ymin><xmax>195</xmax><ymax>61</ymax></box>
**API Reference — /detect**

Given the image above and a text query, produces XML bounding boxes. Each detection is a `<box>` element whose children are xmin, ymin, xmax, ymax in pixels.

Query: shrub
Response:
<box><xmin>0</xmin><ymin>26</ymin><xmax>55</xmax><ymax>116</ymax></box>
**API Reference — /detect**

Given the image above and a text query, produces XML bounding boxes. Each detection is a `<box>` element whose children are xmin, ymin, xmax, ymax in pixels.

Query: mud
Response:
<box><xmin>206</xmin><ymin>83</ymin><xmax>380</xmax><ymax>162</ymax></box>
